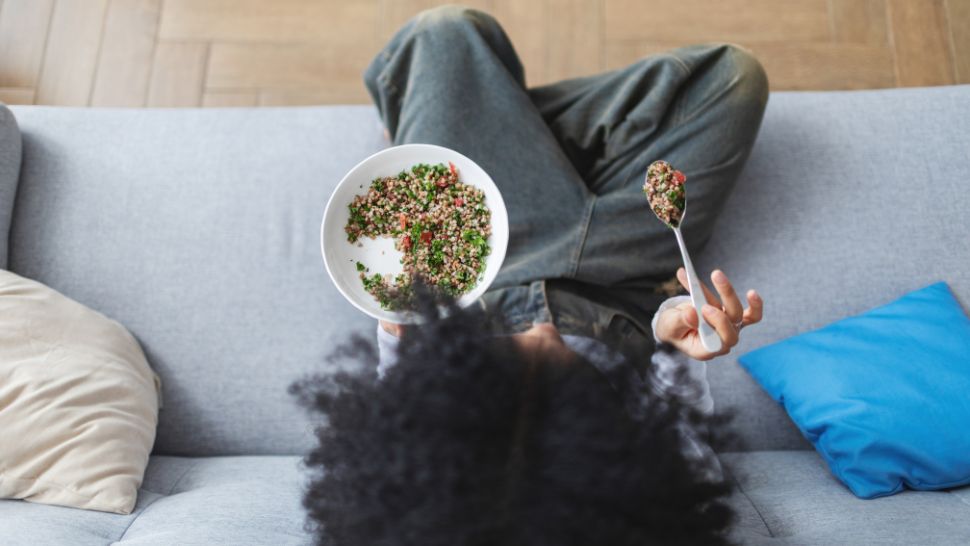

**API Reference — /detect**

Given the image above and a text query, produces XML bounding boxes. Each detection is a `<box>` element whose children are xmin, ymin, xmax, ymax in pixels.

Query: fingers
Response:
<box><xmin>711</xmin><ymin>270</ymin><xmax>743</xmax><ymax>324</ymax></box>
<box><xmin>702</xmin><ymin>304</ymin><xmax>739</xmax><ymax>350</ymax></box>
<box><xmin>656</xmin><ymin>302</ymin><xmax>699</xmax><ymax>342</ymax></box>
<box><xmin>676</xmin><ymin>267</ymin><xmax>719</xmax><ymax>305</ymax></box>
<box><xmin>679</xmin><ymin>303</ymin><xmax>699</xmax><ymax>330</ymax></box>
<box><xmin>662</xmin><ymin>272</ymin><xmax>764</xmax><ymax>360</ymax></box>
<box><xmin>677</xmin><ymin>267</ymin><xmax>760</xmax><ymax>328</ymax></box>
<box><xmin>742</xmin><ymin>289</ymin><xmax>764</xmax><ymax>326</ymax></box>
<box><xmin>380</xmin><ymin>320</ymin><xmax>404</xmax><ymax>337</ymax></box>
<box><xmin>662</xmin><ymin>306</ymin><xmax>716</xmax><ymax>361</ymax></box>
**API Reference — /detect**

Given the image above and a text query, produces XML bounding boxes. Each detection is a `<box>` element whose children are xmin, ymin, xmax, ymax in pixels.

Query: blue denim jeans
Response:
<box><xmin>364</xmin><ymin>6</ymin><xmax>768</xmax><ymax>349</ymax></box>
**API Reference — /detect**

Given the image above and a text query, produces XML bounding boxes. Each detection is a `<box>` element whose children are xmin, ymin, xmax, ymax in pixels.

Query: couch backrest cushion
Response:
<box><xmin>10</xmin><ymin>85</ymin><xmax>969</xmax><ymax>455</ymax></box>
<box><xmin>0</xmin><ymin>104</ymin><xmax>22</xmax><ymax>269</ymax></box>
<box><xmin>8</xmin><ymin>106</ymin><xmax>384</xmax><ymax>456</ymax></box>
<box><xmin>697</xmin><ymin>85</ymin><xmax>970</xmax><ymax>451</ymax></box>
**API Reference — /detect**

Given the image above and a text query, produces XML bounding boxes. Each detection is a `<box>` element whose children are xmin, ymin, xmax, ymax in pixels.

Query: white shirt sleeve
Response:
<box><xmin>650</xmin><ymin>295</ymin><xmax>722</xmax><ymax>482</ymax></box>
<box><xmin>375</xmin><ymin>324</ymin><xmax>400</xmax><ymax>379</ymax></box>
<box><xmin>648</xmin><ymin>295</ymin><xmax>715</xmax><ymax>416</ymax></box>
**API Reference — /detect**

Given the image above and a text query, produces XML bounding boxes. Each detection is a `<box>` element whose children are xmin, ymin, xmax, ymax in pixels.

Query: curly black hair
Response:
<box><xmin>290</xmin><ymin>291</ymin><xmax>736</xmax><ymax>545</ymax></box>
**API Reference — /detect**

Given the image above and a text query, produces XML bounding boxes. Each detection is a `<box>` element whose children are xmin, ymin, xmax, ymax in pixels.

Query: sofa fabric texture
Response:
<box><xmin>697</xmin><ymin>84</ymin><xmax>970</xmax><ymax>451</ymax></box>
<box><xmin>721</xmin><ymin>451</ymin><xmax>970</xmax><ymax>545</ymax></box>
<box><xmin>0</xmin><ymin>456</ymin><xmax>309</xmax><ymax>546</ymax></box>
<box><xmin>0</xmin><ymin>103</ymin><xmax>21</xmax><ymax>270</ymax></box>
<box><xmin>3</xmin><ymin>85</ymin><xmax>970</xmax><ymax>544</ymax></box>
<box><xmin>9</xmin><ymin>87</ymin><xmax>970</xmax><ymax>457</ymax></box>
<box><xmin>1</xmin><ymin>453</ymin><xmax>967</xmax><ymax>546</ymax></box>
<box><xmin>0</xmin><ymin>270</ymin><xmax>161</xmax><ymax>514</ymax></box>
<box><xmin>7</xmin><ymin>106</ymin><xmax>383</xmax><ymax>456</ymax></box>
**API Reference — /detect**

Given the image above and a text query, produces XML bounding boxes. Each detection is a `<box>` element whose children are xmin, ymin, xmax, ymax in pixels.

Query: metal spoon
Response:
<box><xmin>644</xmin><ymin>161</ymin><xmax>722</xmax><ymax>353</ymax></box>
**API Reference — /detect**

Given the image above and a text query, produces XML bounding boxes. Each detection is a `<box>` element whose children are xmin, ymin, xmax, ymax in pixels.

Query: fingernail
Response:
<box><xmin>712</xmin><ymin>270</ymin><xmax>727</xmax><ymax>284</ymax></box>
<box><xmin>749</xmin><ymin>289</ymin><xmax>760</xmax><ymax>300</ymax></box>
<box><xmin>702</xmin><ymin>304</ymin><xmax>716</xmax><ymax>315</ymax></box>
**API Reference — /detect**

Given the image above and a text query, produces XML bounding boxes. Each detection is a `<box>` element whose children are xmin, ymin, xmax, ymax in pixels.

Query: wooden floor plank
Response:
<box><xmin>0</xmin><ymin>87</ymin><xmax>36</xmax><ymax>105</ymax></box>
<box><xmin>888</xmin><ymin>0</ymin><xmax>955</xmax><ymax>86</ymax></box>
<box><xmin>379</xmin><ymin>0</ymin><xmax>425</xmax><ymax>38</ymax></box>
<box><xmin>259</xmin><ymin>88</ymin><xmax>370</xmax><ymax>105</ymax></box>
<box><xmin>752</xmin><ymin>42</ymin><xmax>896</xmax><ymax>90</ymax></box>
<box><xmin>160</xmin><ymin>0</ymin><xmax>379</xmax><ymax>46</ymax></box>
<box><xmin>36</xmin><ymin>0</ymin><xmax>109</xmax><ymax>106</ymax></box>
<box><xmin>202</xmin><ymin>90</ymin><xmax>259</xmax><ymax>107</ymax></box>
<box><xmin>946</xmin><ymin>0</ymin><xmax>970</xmax><ymax>83</ymax></box>
<box><xmin>491</xmin><ymin>0</ymin><xmax>547</xmax><ymax>85</ymax></box>
<box><xmin>604</xmin><ymin>0</ymin><xmax>831</xmax><ymax>43</ymax></box>
<box><xmin>830</xmin><ymin>0</ymin><xmax>889</xmax><ymax>44</ymax></box>
<box><xmin>207</xmin><ymin>42</ymin><xmax>372</xmax><ymax>91</ymax></box>
<box><xmin>0</xmin><ymin>0</ymin><xmax>55</xmax><ymax>88</ymax></box>
<box><xmin>605</xmin><ymin>41</ymin><xmax>896</xmax><ymax>90</ymax></box>
<box><xmin>91</xmin><ymin>0</ymin><xmax>162</xmax><ymax>107</ymax></box>
<box><xmin>5</xmin><ymin>0</ymin><xmax>968</xmax><ymax>108</ymax></box>
<box><xmin>147</xmin><ymin>42</ymin><xmax>208</xmax><ymax>107</ymax></box>
<box><xmin>544</xmin><ymin>0</ymin><xmax>601</xmax><ymax>84</ymax></box>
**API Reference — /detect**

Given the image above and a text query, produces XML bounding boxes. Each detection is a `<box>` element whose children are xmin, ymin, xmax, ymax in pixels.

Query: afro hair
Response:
<box><xmin>290</xmin><ymin>290</ymin><xmax>736</xmax><ymax>545</ymax></box>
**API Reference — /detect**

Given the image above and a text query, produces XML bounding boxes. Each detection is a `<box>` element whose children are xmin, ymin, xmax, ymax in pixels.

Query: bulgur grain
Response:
<box><xmin>644</xmin><ymin>160</ymin><xmax>687</xmax><ymax>228</ymax></box>
<box><xmin>345</xmin><ymin>162</ymin><xmax>492</xmax><ymax>310</ymax></box>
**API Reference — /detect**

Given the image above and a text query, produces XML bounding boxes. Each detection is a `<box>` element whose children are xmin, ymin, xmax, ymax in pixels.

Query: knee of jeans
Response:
<box><xmin>716</xmin><ymin>43</ymin><xmax>769</xmax><ymax>111</ymax></box>
<box><xmin>413</xmin><ymin>5</ymin><xmax>495</xmax><ymax>36</ymax></box>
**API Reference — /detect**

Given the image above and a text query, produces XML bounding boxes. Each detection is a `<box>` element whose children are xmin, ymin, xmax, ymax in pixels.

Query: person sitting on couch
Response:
<box><xmin>293</xmin><ymin>6</ymin><xmax>767</xmax><ymax>545</ymax></box>
<box><xmin>293</xmin><ymin>281</ymin><xmax>759</xmax><ymax>546</ymax></box>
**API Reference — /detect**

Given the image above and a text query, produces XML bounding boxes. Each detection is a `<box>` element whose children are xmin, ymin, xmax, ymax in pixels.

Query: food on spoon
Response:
<box><xmin>344</xmin><ymin>162</ymin><xmax>492</xmax><ymax>310</ymax></box>
<box><xmin>644</xmin><ymin>160</ymin><xmax>687</xmax><ymax>228</ymax></box>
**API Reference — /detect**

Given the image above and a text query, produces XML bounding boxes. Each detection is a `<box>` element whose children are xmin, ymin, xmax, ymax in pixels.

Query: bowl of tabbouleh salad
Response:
<box><xmin>321</xmin><ymin>144</ymin><xmax>509</xmax><ymax>323</ymax></box>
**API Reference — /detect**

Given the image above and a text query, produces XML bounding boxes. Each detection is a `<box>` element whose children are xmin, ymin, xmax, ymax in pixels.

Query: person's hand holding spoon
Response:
<box><xmin>657</xmin><ymin>267</ymin><xmax>764</xmax><ymax>360</ymax></box>
<box><xmin>645</xmin><ymin>160</ymin><xmax>764</xmax><ymax>359</ymax></box>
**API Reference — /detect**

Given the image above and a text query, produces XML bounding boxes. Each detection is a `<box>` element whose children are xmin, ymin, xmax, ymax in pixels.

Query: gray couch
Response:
<box><xmin>1</xmin><ymin>84</ymin><xmax>968</xmax><ymax>545</ymax></box>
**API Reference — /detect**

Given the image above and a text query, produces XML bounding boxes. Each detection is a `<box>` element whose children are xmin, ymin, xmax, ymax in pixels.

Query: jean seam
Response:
<box><xmin>570</xmin><ymin>194</ymin><xmax>597</xmax><ymax>278</ymax></box>
<box><xmin>377</xmin><ymin>66</ymin><xmax>401</xmax><ymax>99</ymax></box>
<box><xmin>664</xmin><ymin>51</ymin><xmax>695</xmax><ymax>127</ymax></box>
<box><xmin>665</xmin><ymin>51</ymin><xmax>693</xmax><ymax>77</ymax></box>
<box><xmin>675</xmin><ymin>72</ymin><xmax>744</xmax><ymax>128</ymax></box>
<box><xmin>539</xmin><ymin>280</ymin><xmax>554</xmax><ymax>324</ymax></box>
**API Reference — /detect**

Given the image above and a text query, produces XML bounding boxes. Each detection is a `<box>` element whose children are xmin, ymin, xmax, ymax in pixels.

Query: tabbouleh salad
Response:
<box><xmin>345</xmin><ymin>162</ymin><xmax>491</xmax><ymax>310</ymax></box>
<box><xmin>644</xmin><ymin>160</ymin><xmax>687</xmax><ymax>228</ymax></box>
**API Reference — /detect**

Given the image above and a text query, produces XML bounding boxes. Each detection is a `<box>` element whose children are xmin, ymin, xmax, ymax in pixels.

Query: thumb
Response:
<box><xmin>659</xmin><ymin>303</ymin><xmax>699</xmax><ymax>340</ymax></box>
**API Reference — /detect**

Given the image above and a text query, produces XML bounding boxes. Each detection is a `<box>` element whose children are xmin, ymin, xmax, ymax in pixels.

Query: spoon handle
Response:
<box><xmin>673</xmin><ymin>227</ymin><xmax>723</xmax><ymax>353</ymax></box>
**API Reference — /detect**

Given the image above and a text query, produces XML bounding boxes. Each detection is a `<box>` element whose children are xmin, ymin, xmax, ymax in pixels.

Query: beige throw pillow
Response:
<box><xmin>0</xmin><ymin>270</ymin><xmax>161</xmax><ymax>514</ymax></box>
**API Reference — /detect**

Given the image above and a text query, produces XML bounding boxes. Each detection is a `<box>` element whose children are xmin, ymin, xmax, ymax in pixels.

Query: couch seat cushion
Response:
<box><xmin>4</xmin><ymin>450</ymin><xmax>970</xmax><ymax>544</ymax></box>
<box><xmin>721</xmin><ymin>451</ymin><xmax>970</xmax><ymax>545</ymax></box>
<box><xmin>0</xmin><ymin>456</ymin><xmax>311</xmax><ymax>545</ymax></box>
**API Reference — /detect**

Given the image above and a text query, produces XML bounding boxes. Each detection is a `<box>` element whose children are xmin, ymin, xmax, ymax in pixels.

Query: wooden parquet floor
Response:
<box><xmin>0</xmin><ymin>0</ymin><xmax>967</xmax><ymax>107</ymax></box>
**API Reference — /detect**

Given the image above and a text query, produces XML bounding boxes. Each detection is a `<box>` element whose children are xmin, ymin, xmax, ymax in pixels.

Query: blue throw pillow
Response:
<box><xmin>739</xmin><ymin>282</ymin><xmax>970</xmax><ymax>499</ymax></box>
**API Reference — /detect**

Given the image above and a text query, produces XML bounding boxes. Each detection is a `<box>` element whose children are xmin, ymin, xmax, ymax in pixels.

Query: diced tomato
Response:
<box><xmin>436</xmin><ymin>178</ymin><xmax>449</xmax><ymax>188</ymax></box>
<box><xmin>420</xmin><ymin>231</ymin><xmax>433</xmax><ymax>245</ymax></box>
<box><xmin>673</xmin><ymin>170</ymin><xmax>686</xmax><ymax>184</ymax></box>
<box><xmin>454</xmin><ymin>198</ymin><xmax>464</xmax><ymax>207</ymax></box>
<box><xmin>399</xmin><ymin>213</ymin><xmax>407</xmax><ymax>230</ymax></box>
<box><xmin>402</xmin><ymin>235</ymin><xmax>412</xmax><ymax>251</ymax></box>
<box><xmin>448</xmin><ymin>162</ymin><xmax>457</xmax><ymax>176</ymax></box>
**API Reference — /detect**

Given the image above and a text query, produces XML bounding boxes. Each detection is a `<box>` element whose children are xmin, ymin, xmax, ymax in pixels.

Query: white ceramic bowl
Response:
<box><xmin>321</xmin><ymin>144</ymin><xmax>509</xmax><ymax>323</ymax></box>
